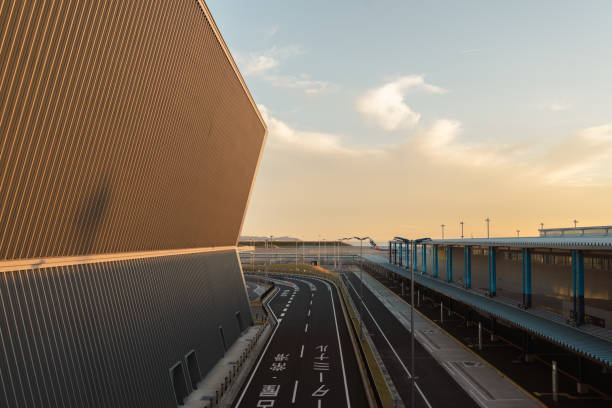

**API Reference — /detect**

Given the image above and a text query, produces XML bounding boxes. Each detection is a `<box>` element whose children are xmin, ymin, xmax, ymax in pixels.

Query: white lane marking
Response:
<box><xmin>234</xmin><ymin>289</ymin><xmax>282</xmax><ymax>407</ymax></box>
<box><xmin>308</xmin><ymin>309</ymin><xmax>311</xmax><ymax>317</ymax></box>
<box><xmin>312</xmin><ymin>293</ymin><xmax>314</xmax><ymax>298</ymax></box>
<box><xmin>317</xmin><ymin>399</ymin><xmax>322</xmax><ymax>408</ymax></box>
<box><xmin>310</xmin><ymin>300</ymin><xmax>312</xmax><ymax>306</ymax></box>
<box><xmin>345</xmin><ymin>277</ymin><xmax>432</xmax><ymax>408</ymax></box>
<box><xmin>310</xmin><ymin>277</ymin><xmax>351</xmax><ymax>408</ymax></box>
<box><xmin>291</xmin><ymin>380</ymin><xmax>299</xmax><ymax>404</ymax></box>
<box><xmin>300</xmin><ymin>344</ymin><xmax>304</xmax><ymax>358</ymax></box>
<box><xmin>304</xmin><ymin>323</ymin><xmax>309</xmax><ymax>333</ymax></box>
<box><xmin>283</xmin><ymin>308</ymin><xmax>288</xmax><ymax>312</ymax></box>
<box><xmin>280</xmin><ymin>313</ymin><xmax>285</xmax><ymax>317</ymax></box>
<box><xmin>319</xmin><ymin>372</ymin><xmax>323</xmax><ymax>383</ymax></box>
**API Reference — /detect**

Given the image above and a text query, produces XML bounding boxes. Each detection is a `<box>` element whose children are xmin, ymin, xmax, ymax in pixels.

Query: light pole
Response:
<box><xmin>295</xmin><ymin>239</ymin><xmax>298</xmax><ymax>272</ymax></box>
<box><xmin>441</xmin><ymin>224</ymin><xmax>445</xmax><ymax>239</ymax></box>
<box><xmin>395</xmin><ymin>237</ymin><xmax>430</xmax><ymax>408</ymax></box>
<box><xmin>574</xmin><ymin>219</ymin><xmax>578</xmax><ymax>229</ymax></box>
<box><xmin>318</xmin><ymin>235</ymin><xmax>321</xmax><ymax>266</ymax></box>
<box><xmin>517</xmin><ymin>229</ymin><xmax>520</xmax><ymax>237</ymax></box>
<box><xmin>540</xmin><ymin>222</ymin><xmax>544</xmax><ymax>231</ymax></box>
<box><xmin>460</xmin><ymin>221</ymin><xmax>464</xmax><ymax>239</ymax></box>
<box><xmin>485</xmin><ymin>217</ymin><xmax>490</xmax><ymax>239</ymax></box>
<box><xmin>353</xmin><ymin>236</ymin><xmax>372</xmax><ymax>341</ymax></box>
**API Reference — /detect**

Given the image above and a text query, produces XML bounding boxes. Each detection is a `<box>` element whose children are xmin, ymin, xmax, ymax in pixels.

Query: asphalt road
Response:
<box><xmin>234</xmin><ymin>275</ymin><xmax>368</xmax><ymax>408</ymax></box>
<box><xmin>344</xmin><ymin>272</ymin><xmax>478</xmax><ymax>408</ymax></box>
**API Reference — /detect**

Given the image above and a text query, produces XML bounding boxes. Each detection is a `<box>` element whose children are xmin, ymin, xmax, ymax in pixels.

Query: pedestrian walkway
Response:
<box><xmin>364</xmin><ymin>254</ymin><xmax>612</xmax><ymax>367</ymax></box>
<box><xmin>352</xmin><ymin>270</ymin><xmax>542</xmax><ymax>408</ymax></box>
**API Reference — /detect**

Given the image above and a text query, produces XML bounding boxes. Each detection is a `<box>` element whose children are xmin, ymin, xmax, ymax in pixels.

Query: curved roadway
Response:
<box><xmin>235</xmin><ymin>275</ymin><xmax>367</xmax><ymax>408</ymax></box>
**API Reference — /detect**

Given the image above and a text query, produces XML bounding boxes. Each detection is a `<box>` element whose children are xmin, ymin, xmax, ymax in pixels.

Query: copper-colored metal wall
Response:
<box><xmin>0</xmin><ymin>0</ymin><xmax>266</xmax><ymax>260</ymax></box>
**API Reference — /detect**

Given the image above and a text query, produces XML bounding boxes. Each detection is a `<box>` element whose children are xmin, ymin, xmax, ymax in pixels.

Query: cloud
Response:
<box><xmin>263</xmin><ymin>74</ymin><xmax>337</xmax><ymax>95</ymax></box>
<box><xmin>537</xmin><ymin>102</ymin><xmax>570</xmax><ymax>112</ymax></box>
<box><xmin>356</xmin><ymin>75</ymin><xmax>447</xmax><ymax>131</ymax></box>
<box><xmin>543</xmin><ymin>123</ymin><xmax>612</xmax><ymax>185</ymax></box>
<box><xmin>416</xmin><ymin>119</ymin><xmax>522</xmax><ymax>167</ymax></box>
<box><xmin>259</xmin><ymin>105</ymin><xmax>380</xmax><ymax>156</ymax></box>
<box><xmin>263</xmin><ymin>26</ymin><xmax>279</xmax><ymax>38</ymax></box>
<box><xmin>235</xmin><ymin>45</ymin><xmax>303</xmax><ymax>77</ymax></box>
<box><xmin>236</xmin><ymin>46</ymin><xmax>335</xmax><ymax>95</ymax></box>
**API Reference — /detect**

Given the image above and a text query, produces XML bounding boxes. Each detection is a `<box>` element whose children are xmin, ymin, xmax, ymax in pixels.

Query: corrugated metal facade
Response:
<box><xmin>0</xmin><ymin>0</ymin><xmax>265</xmax><ymax>260</ymax></box>
<box><xmin>0</xmin><ymin>250</ymin><xmax>253</xmax><ymax>407</ymax></box>
<box><xmin>0</xmin><ymin>0</ymin><xmax>265</xmax><ymax>406</ymax></box>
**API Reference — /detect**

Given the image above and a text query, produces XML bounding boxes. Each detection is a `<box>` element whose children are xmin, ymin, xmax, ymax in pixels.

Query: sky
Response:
<box><xmin>207</xmin><ymin>0</ymin><xmax>612</xmax><ymax>242</ymax></box>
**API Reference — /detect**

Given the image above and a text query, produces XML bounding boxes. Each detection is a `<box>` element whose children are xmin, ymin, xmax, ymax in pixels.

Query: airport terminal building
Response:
<box><xmin>0</xmin><ymin>1</ymin><xmax>266</xmax><ymax>407</ymax></box>
<box><xmin>380</xmin><ymin>226</ymin><xmax>612</xmax><ymax>390</ymax></box>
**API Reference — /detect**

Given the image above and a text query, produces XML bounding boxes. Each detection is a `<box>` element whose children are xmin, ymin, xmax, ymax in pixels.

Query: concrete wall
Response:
<box><xmin>0</xmin><ymin>250</ymin><xmax>251</xmax><ymax>408</ymax></box>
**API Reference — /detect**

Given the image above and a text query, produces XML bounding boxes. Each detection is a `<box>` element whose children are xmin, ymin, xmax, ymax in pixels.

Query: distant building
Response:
<box><xmin>0</xmin><ymin>1</ymin><xmax>265</xmax><ymax>407</ymax></box>
<box><xmin>539</xmin><ymin>225</ymin><xmax>612</xmax><ymax>237</ymax></box>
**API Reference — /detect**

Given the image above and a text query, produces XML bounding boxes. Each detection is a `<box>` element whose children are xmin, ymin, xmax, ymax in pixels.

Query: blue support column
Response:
<box><xmin>405</xmin><ymin>243</ymin><xmax>410</xmax><ymax>268</ymax></box>
<box><xmin>488</xmin><ymin>246</ymin><xmax>496</xmax><ymax>296</ymax></box>
<box><xmin>413</xmin><ymin>243</ymin><xmax>418</xmax><ymax>272</ymax></box>
<box><xmin>446</xmin><ymin>246</ymin><xmax>453</xmax><ymax>282</ymax></box>
<box><xmin>422</xmin><ymin>245</ymin><xmax>427</xmax><ymax>275</ymax></box>
<box><xmin>522</xmin><ymin>248</ymin><xmax>532</xmax><ymax>308</ymax></box>
<box><xmin>399</xmin><ymin>243</ymin><xmax>403</xmax><ymax>265</ymax></box>
<box><xmin>433</xmin><ymin>245</ymin><xmax>438</xmax><ymax>278</ymax></box>
<box><xmin>464</xmin><ymin>246</ymin><xmax>471</xmax><ymax>289</ymax></box>
<box><xmin>572</xmin><ymin>250</ymin><xmax>585</xmax><ymax>325</ymax></box>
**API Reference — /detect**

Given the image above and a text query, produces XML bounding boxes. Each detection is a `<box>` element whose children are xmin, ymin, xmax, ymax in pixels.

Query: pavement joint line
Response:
<box><xmin>291</xmin><ymin>380</ymin><xmax>299</xmax><ymax>404</ymax></box>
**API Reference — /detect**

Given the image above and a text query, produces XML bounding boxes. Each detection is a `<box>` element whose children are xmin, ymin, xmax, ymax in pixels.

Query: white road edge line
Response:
<box><xmin>282</xmin><ymin>275</ymin><xmax>352</xmax><ymax>408</ymax></box>
<box><xmin>291</xmin><ymin>380</ymin><xmax>299</xmax><ymax>404</ymax></box>
<box><xmin>345</xmin><ymin>277</ymin><xmax>433</xmax><ymax>408</ymax></box>
<box><xmin>311</xmin><ymin>277</ymin><xmax>352</xmax><ymax>408</ymax></box>
<box><xmin>234</xmin><ymin>288</ymin><xmax>282</xmax><ymax>407</ymax></box>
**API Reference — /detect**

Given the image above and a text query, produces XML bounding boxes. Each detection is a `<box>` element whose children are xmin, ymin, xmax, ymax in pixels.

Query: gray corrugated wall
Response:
<box><xmin>0</xmin><ymin>250</ymin><xmax>252</xmax><ymax>407</ymax></box>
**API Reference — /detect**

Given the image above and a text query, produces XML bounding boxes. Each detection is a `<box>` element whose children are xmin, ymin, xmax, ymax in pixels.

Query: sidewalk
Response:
<box><xmin>351</xmin><ymin>270</ymin><xmax>542</xmax><ymax>408</ymax></box>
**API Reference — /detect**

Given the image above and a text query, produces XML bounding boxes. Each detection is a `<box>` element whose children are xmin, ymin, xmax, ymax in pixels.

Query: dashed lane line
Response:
<box><xmin>291</xmin><ymin>380</ymin><xmax>299</xmax><ymax>404</ymax></box>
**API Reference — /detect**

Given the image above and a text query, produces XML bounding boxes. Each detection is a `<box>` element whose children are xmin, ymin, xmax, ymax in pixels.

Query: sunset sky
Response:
<box><xmin>208</xmin><ymin>1</ymin><xmax>612</xmax><ymax>242</ymax></box>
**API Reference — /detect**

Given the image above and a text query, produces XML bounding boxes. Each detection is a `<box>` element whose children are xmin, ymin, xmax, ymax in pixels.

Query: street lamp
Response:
<box><xmin>441</xmin><ymin>224</ymin><xmax>445</xmax><ymax>239</ymax></box>
<box><xmin>573</xmin><ymin>219</ymin><xmax>578</xmax><ymax>229</ymax></box>
<box><xmin>485</xmin><ymin>217</ymin><xmax>490</xmax><ymax>239</ymax></box>
<box><xmin>395</xmin><ymin>237</ymin><xmax>430</xmax><ymax>408</ymax></box>
<box><xmin>352</xmin><ymin>236</ymin><xmax>372</xmax><ymax>341</ymax></box>
<box><xmin>460</xmin><ymin>221</ymin><xmax>464</xmax><ymax>239</ymax></box>
<box><xmin>517</xmin><ymin>229</ymin><xmax>520</xmax><ymax>238</ymax></box>
<box><xmin>338</xmin><ymin>237</ymin><xmax>351</xmax><ymax>272</ymax></box>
